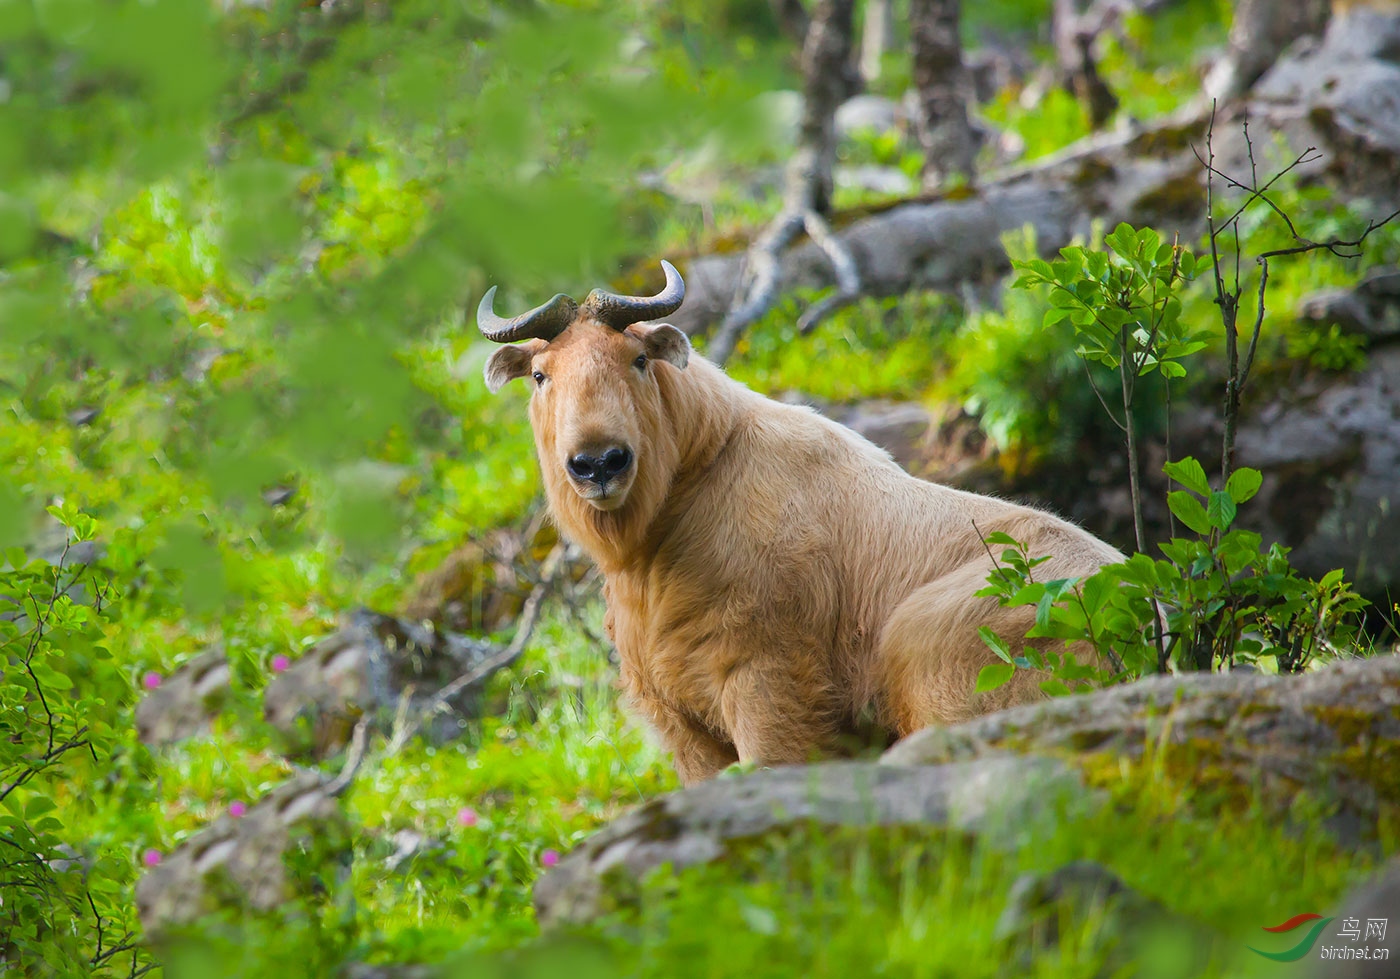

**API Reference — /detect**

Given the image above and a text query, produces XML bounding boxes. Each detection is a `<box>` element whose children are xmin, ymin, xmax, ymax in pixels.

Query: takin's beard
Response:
<box><xmin>536</xmin><ymin>432</ymin><xmax>679</xmax><ymax>573</ymax></box>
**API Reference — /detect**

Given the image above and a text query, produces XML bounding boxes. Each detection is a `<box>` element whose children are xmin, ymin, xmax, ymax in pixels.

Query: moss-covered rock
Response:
<box><xmin>533</xmin><ymin>754</ymin><xmax>1092</xmax><ymax>927</ymax></box>
<box><xmin>885</xmin><ymin>654</ymin><xmax>1400</xmax><ymax>842</ymax></box>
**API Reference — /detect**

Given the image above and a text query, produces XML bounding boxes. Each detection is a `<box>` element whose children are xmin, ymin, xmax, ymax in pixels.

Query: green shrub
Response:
<box><xmin>0</xmin><ymin>507</ymin><xmax>147</xmax><ymax>975</ymax></box>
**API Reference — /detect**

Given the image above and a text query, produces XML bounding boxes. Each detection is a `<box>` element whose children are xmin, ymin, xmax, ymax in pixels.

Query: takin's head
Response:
<box><xmin>479</xmin><ymin>262</ymin><xmax>691</xmax><ymax>521</ymax></box>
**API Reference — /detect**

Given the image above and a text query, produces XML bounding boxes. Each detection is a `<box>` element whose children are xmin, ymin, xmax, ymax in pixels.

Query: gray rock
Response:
<box><xmin>885</xmin><ymin>654</ymin><xmax>1400</xmax><ymax>843</ymax></box>
<box><xmin>835</xmin><ymin>94</ymin><xmax>904</xmax><ymax>140</ymax></box>
<box><xmin>1299</xmin><ymin>267</ymin><xmax>1400</xmax><ymax>342</ymax></box>
<box><xmin>834</xmin><ymin>164</ymin><xmax>916</xmax><ymax>197</ymax></box>
<box><xmin>534</xmin><ymin>753</ymin><xmax>1093</xmax><ymax>926</ymax></box>
<box><xmin>136</xmin><ymin>770</ymin><xmax>350</xmax><ymax>938</ymax></box>
<box><xmin>824</xmin><ymin>399</ymin><xmax>936</xmax><ymax>472</ymax></box>
<box><xmin>1315</xmin><ymin>858</ymin><xmax>1400</xmax><ymax>978</ymax></box>
<box><xmin>262</xmin><ymin>608</ymin><xmax>498</xmax><ymax>758</ymax></box>
<box><xmin>1239</xmin><ymin>6</ymin><xmax>1400</xmax><ymax>196</ymax></box>
<box><xmin>136</xmin><ymin>647</ymin><xmax>233</xmax><ymax>748</ymax></box>
<box><xmin>1234</xmin><ymin>346</ymin><xmax>1400</xmax><ymax>598</ymax></box>
<box><xmin>1019</xmin><ymin>343</ymin><xmax>1400</xmax><ymax>601</ymax></box>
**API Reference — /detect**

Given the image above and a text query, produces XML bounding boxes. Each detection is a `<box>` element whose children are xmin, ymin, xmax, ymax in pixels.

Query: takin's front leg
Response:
<box><xmin>643</xmin><ymin>698</ymin><xmax>739</xmax><ymax>786</ymax></box>
<box><xmin>719</xmin><ymin>658</ymin><xmax>840</xmax><ymax>769</ymax></box>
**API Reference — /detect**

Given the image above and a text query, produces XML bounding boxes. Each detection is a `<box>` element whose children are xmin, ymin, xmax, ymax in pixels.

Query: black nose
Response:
<box><xmin>567</xmin><ymin>447</ymin><xmax>633</xmax><ymax>485</ymax></box>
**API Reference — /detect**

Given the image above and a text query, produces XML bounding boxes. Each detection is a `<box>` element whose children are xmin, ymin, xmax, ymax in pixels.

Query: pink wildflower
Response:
<box><xmin>229</xmin><ymin>800</ymin><xmax>247</xmax><ymax>818</ymax></box>
<box><xmin>271</xmin><ymin>654</ymin><xmax>290</xmax><ymax>673</ymax></box>
<box><xmin>541</xmin><ymin>848</ymin><xmax>560</xmax><ymax>868</ymax></box>
<box><xmin>456</xmin><ymin>807</ymin><xmax>478</xmax><ymax>828</ymax></box>
<box><xmin>142</xmin><ymin>671</ymin><xmax>162</xmax><ymax>690</ymax></box>
<box><xmin>142</xmin><ymin>849</ymin><xmax>162</xmax><ymax>867</ymax></box>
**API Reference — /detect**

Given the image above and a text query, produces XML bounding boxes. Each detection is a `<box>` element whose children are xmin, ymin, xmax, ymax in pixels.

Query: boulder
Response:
<box><xmin>834</xmin><ymin>94</ymin><xmax>905</xmax><ymax>141</ymax></box>
<box><xmin>1231</xmin><ymin>346</ymin><xmax>1400</xmax><ymax>598</ymax></box>
<box><xmin>135</xmin><ymin>769</ymin><xmax>350</xmax><ymax>938</ymax></box>
<box><xmin>1299</xmin><ymin>267</ymin><xmax>1400</xmax><ymax>342</ymax></box>
<box><xmin>803</xmin><ymin>397</ymin><xmax>937</xmax><ymax>473</ymax></box>
<box><xmin>533</xmin><ymin>753</ymin><xmax>1093</xmax><ymax>926</ymax></box>
<box><xmin>850</xmin><ymin>347</ymin><xmax>1400</xmax><ymax>602</ymax></box>
<box><xmin>262</xmin><ymin>608</ymin><xmax>500</xmax><ymax>758</ymax></box>
<box><xmin>535</xmin><ymin>656</ymin><xmax>1400</xmax><ymax>932</ymax></box>
<box><xmin>1230</xmin><ymin>5</ymin><xmax>1400</xmax><ymax>197</ymax></box>
<box><xmin>399</xmin><ymin>512</ymin><xmax>560</xmax><ymax>635</ymax></box>
<box><xmin>886</xmin><ymin>654</ymin><xmax>1400</xmax><ymax>844</ymax></box>
<box><xmin>135</xmin><ymin>647</ymin><xmax>233</xmax><ymax>748</ymax></box>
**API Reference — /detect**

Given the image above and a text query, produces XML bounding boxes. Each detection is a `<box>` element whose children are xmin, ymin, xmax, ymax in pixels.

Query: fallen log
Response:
<box><xmin>668</xmin><ymin>4</ymin><xmax>1400</xmax><ymax>339</ymax></box>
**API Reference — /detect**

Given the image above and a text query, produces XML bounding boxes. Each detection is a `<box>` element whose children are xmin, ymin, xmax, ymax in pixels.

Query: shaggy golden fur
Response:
<box><xmin>486</xmin><ymin>315</ymin><xmax>1125</xmax><ymax>785</ymax></box>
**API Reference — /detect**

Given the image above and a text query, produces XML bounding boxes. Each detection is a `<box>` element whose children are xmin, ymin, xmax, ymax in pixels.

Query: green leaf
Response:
<box><xmin>1163</xmin><ymin>457</ymin><xmax>1210</xmax><ymax>496</ymax></box>
<box><xmin>1225</xmin><ymin>468</ymin><xmax>1263</xmax><ymax>504</ymax></box>
<box><xmin>1039</xmin><ymin>679</ymin><xmax>1073</xmax><ymax>697</ymax></box>
<box><xmin>1009</xmin><ymin>582</ymin><xmax>1047</xmax><ymax>605</ymax></box>
<box><xmin>1207</xmin><ymin>490</ymin><xmax>1237</xmax><ymax>531</ymax></box>
<box><xmin>978</xmin><ymin>626</ymin><xmax>1013</xmax><ymax>664</ymax></box>
<box><xmin>975</xmin><ymin>662</ymin><xmax>1015</xmax><ymax>693</ymax></box>
<box><xmin>24</xmin><ymin>796</ymin><xmax>56</xmax><ymax>820</ymax></box>
<box><xmin>1080</xmin><ymin>572</ymin><xmax>1115</xmax><ymax>615</ymax></box>
<box><xmin>1167</xmin><ymin>491</ymin><xmax>1213</xmax><ymax>535</ymax></box>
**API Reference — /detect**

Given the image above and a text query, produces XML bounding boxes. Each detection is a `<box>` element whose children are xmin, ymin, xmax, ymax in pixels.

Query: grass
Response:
<box><xmin>122</xmin><ymin>598</ymin><xmax>1387</xmax><ymax>977</ymax></box>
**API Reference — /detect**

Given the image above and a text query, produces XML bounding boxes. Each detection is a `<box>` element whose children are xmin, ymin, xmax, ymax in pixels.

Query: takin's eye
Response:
<box><xmin>532</xmin><ymin>371</ymin><xmax>546</xmax><ymax>387</ymax></box>
<box><xmin>633</xmin><ymin>354</ymin><xmax>647</xmax><ymax>370</ymax></box>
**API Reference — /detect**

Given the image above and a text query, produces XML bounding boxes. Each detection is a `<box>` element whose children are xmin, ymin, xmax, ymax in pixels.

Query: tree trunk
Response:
<box><xmin>789</xmin><ymin>0</ymin><xmax>861</xmax><ymax>217</ymax></box>
<box><xmin>860</xmin><ymin>0</ymin><xmax>895</xmax><ymax>84</ymax></box>
<box><xmin>909</xmin><ymin>0</ymin><xmax>978</xmax><ymax>189</ymax></box>
<box><xmin>770</xmin><ymin>0</ymin><xmax>811</xmax><ymax>42</ymax></box>
<box><xmin>1204</xmin><ymin>0</ymin><xmax>1332</xmax><ymax>99</ymax></box>
<box><xmin>707</xmin><ymin>0</ymin><xmax>861</xmax><ymax>364</ymax></box>
<box><xmin>1051</xmin><ymin>0</ymin><xmax>1120</xmax><ymax>128</ymax></box>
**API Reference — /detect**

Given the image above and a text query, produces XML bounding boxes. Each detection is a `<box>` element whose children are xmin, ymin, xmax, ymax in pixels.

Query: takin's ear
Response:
<box><xmin>483</xmin><ymin>340</ymin><xmax>545</xmax><ymax>394</ymax></box>
<box><xmin>636</xmin><ymin>323</ymin><xmax>690</xmax><ymax>370</ymax></box>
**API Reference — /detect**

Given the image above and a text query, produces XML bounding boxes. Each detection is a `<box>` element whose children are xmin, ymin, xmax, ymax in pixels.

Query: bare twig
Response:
<box><xmin>971</xmin><ymin>518</ymin><xmax>1003</xmax><ymax>573</ymax></box>
<box><xmin>325</xmin><ymin>718</ymin><xmax>370</xmax><ymax>797</ymax></box>
<box><xmin>1080</xmin><ymin>358</ymin><xmax>1126</xmax><ymax>432</ymax></box>
<box><xmin>708</xmin><ymin>213</ymin><xmax>804</xmax><ymax>363</ymax></box>
<box><xmin>1254</xmin><ymin>207</ymin><xmax>1400</xmax><ymax>262</ymax></box>
<box><xmin>1195</xmin><ymin>110</ymin><xmax>1400</xmax><ymax>483</ymax></box>
<box><xmin>796</xmin><ymin>211</ymin><xmax>861</xmax><ymax>334</ymax></box>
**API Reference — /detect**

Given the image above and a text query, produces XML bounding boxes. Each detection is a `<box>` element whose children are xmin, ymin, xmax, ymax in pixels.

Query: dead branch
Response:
<box><xmin>1052</xmin><ymin>0</ymin><xmax>1125</xmax><ymax>128</ymax></box>
<box><xmin>326</xmin><ymin>718</ymin><xmax>370</xmax><ymax>796</ymax></box>
<box><xmin>385</xmin><ymin>544</ymin><xmax>564</xmax><ymax>753</ymax></box>
<box><xmin>708</xmin><ymin>0</ymin><xmax>860</xmax><ymax>364</ymax></box>
<box><xmin>796</xmin><ymin>211</ymin><xmax>862</xmax><ymax>333</ymax></box>
<box><xmin>1195</xmin><ymin>109</ymin><xmax>1400</xmax><ymax>480</ymax></box>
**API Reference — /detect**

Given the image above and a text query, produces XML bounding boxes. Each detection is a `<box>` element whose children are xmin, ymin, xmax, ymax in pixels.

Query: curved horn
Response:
<box><xmin>477</xmin><ymin>287</ymin><xmax>579</xmax><ymax>343</ymax></box>
<box><xmin>580</xmin><ymin>260</ymin><xmax>685</xmax><ymax>330</ymax></box>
